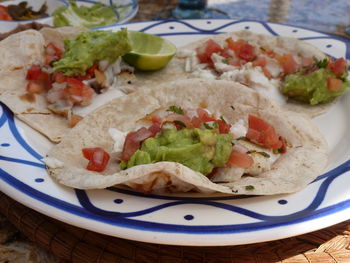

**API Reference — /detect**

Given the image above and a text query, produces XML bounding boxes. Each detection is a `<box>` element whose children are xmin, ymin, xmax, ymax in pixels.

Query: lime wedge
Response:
<box><xmin>123</xmin><ymin>31</ymin><xmax>177</xmax><ymax>71</ymax></box>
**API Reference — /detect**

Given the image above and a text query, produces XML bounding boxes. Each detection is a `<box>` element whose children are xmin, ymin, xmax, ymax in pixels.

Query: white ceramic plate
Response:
<box><xmin>1</xmin><ymin>19</ymin><xmax>350</xmax><ymax>246</ymax></box>
<box><xmin>0</xmin><ymin>0</ymin><xmax>138</xmax><ymax>33</ymax></box>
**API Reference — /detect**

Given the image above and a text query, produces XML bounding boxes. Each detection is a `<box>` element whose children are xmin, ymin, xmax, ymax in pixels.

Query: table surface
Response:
<box><xmin>1</xmin><ymin>0</ymin><xmax>350</xmax><ymax>262</ymax></box>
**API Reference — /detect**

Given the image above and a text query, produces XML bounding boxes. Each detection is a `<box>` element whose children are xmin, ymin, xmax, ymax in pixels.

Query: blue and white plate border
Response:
<box><xmin>1</xmin><ymin>19</ymin><xmax>350</xmax><ymax>246</ymax></box>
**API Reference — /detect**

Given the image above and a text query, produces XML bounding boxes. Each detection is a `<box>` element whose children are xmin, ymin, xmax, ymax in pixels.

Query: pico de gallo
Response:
<box><xmin>82</xmin><ymin>105</ymin><xmax>287</xmax><ymax>180</ymax></box>
<box><xmin>181</xmin><ymin>34</ymin><xmax>350</xmax><ymax>105</ymax></box>
<box><xmin>25</xmin><ymin>29</ymin><xmax>132</xmax><ymax>127</ymax></box>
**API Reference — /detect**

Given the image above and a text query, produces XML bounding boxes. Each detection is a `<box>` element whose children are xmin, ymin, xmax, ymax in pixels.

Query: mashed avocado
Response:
<box><xmin>53</xmin><ymin>29</ymin><xmax>131</xmax><ymax>76</ymax></box>
<box><xmin>53</xmin><ymin>2</ymin><xmax>118</xmax><ymax>28</ymax></box>
<box><xmin>282</xmin><ymin>68</ymin><xmax>350</xmax><ymax>105</ymax></box>
<box><xmin>120</xmin><ymin>128</ymin><xmax>233</xmax><ymax>176</ymax></box>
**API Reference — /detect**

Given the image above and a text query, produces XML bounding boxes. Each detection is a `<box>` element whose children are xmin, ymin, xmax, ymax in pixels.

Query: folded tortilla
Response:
<box><xmin>46</xmin><ymin>79</ymin><xmax>328</xmax><ymax>195</ymax></box>
<box><xmin>0</xmin><ymin>27</ymin><xmax>133</xmax><ymax>143</ymax></box>
<box><xmin>135</xmin><ymin>30</ymin><xmax>331</xmax><ymax>117</ymax></box>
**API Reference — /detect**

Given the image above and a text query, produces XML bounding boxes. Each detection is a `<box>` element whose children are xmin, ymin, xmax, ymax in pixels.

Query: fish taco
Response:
<box><xmin>137</xmin><ymin>30</ymin><xmax>350</xmax><ymax>117</ymax></box>
<box><xmin>44</xmin><ymin>79</ymin><xmax>328</xmax><ymax>195</ymax></box>
<box><xmin>0</xmin><ymin>27</ymin><xmax>138</xmax><ymax>143</ymax></box>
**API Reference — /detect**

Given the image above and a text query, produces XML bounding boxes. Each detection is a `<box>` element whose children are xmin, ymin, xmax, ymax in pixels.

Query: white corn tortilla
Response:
<box><xmin>0</xmin><ymin>27</ymin><xmax>133</xmax><ymax>143</ymax></box>
<box><xmin>46</xmin><ymin>79</ymin><xmax>328</xmax><ymax>195</ymax></box>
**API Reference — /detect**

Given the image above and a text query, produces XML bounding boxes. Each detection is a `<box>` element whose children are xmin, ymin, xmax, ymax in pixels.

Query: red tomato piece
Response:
<box><xmin>216</xmin><ymin>119</ymin><xmax>231</xmax><ymax>134</ymax></box>
<box><xmin>226</xmin><ymin>38</ymin><xmax>256</xmax><ymax>62</ymax></box>
<box><xmin>226</xmin><ymin>149</ymin><xmax>253</xmax><ymax>169</ymax></box>
<box><xmin>197</xmin><ymin>108</ymin><xmax>215</xmax><ymax>122</ymax></box>
<box><xmin>0</xmin><ymin>6</ymin><xmax>12</xmax><ymax>20</ymax></box>
<box><xmin>278</xmin><ymin>54</ymin><xmax>299</xmax><ymax>74</ymax></box>
<box><xmin>65</xmin><ymin>78</ymin><xmax>94</xmax><ymax>104</ymax></box>
<box><xmin>52</xmin><ymin>71</ymin><xmax>67</xmax><ymax>83</ymax></box>
<box><xmin>190</xmin><ymin>116</ymin><xmax>202</xmax><ymax>128</ymax></box>
<box><xmin>45</xmin><ymin>42</ymin><xmax>63</xmax><ymax>65</ymax></box>
<box><xmin>26</xmin><ymin>65</ymin><xmax>50</xmax><ymax>81</ymax></box>
<box><xmin>121</xmin><ymin>125</ymin><xmax>162</xmax><ymax>161</ymax></box>
<box><xmin>328</xmin><ymin>58</ymin><xmax>347</xmax><ymax>76</ymax></box>
<box><xmin>246</xmin><ymin>115</ymin><xmax>283</xmax><ymax>150</ymax></box>
<box><xmin>326</xmin><ymin>77</ymin><xmax>342</xmax><ymax>92</ymax></box>
<box><xmin>82</xmin><ymin>147</ymin><xmax>110</xmax><ymax>172</ymax></box>
<box><xmin>253</xmin><ymin>56</ymin><xmax>267</xmax><ymax>67</ymax></box>
<box><xmin>196</xmin><ymin>39</ymin><xmax>225</xmax><ymax>65</ymax></box>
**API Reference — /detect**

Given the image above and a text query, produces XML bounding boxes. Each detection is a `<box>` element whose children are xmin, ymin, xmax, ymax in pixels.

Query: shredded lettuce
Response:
<box><xmin>53</xmin><ymin>2</ymin><xmax>118</xmax><ymax>28</ymax></box>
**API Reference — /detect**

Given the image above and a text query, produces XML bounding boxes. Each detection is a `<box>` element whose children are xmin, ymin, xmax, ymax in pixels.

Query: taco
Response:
<box><xmin>44</xmin><ymin>79</ymin><xmax>328</xmax><ymax>195</ymax></box>
<box><xmin>136</xmin><ymin>30</ymin><xmax>350</xmax><ymax>117</ymax></box>
<box><xmin>0</xmin><ymin>27</ymin><xmax>137</xmax><ymax>143</ymax></box>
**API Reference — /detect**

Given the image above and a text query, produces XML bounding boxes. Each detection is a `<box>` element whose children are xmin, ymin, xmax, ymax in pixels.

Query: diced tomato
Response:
<box><xmin>227</xmin><ymin>57</ymin><xmax>244</xmax><ymax>66</ymax></box>
<box><xmin>197</xmin><ymin>108</ymin><xmax>215</xmax><ymax>122</ymax></box>
<box><xmin>27</xmin><ymin>80</ymin><xmax>45</xmax><ymax>94</ymax></box>
<box><xmin>216</xmin><ymin>119</ymin><xmax>231</xmax><ymax>134</ymax></box>
<box><xmin>69</xmin><ymin>114</ymin><xmax>83</xmax><ymax>127</ymax></box>
<box><xmin>226</xmin><ymin>38</ymin><xmax>256</xmax><ymax>62</ymax></box>
<box><xmin>226</xmin><ymin>149</ymin><xmax>253</xmax><ymax>169</ymax></box>
<box><xmin>52</xmin><ymin>71</ymin><xmax>67</xmax><ymax>83</ymax></box>
<box><xmin>326</xmin><ymin>77</ymin><xmax>342</xmax><ymax>92</ymax></box>
<box><xmin>82</xmin><ymin>147</ymin><xmax>110</xmax><ymax>172</ymax></box>
<box><xmin>190</xmin><ymin>116</ymin><xmax>202</xmax><ymax>128</ymax></box>
<box><xmin>277</xmin><ymin>53</ymin><xmax>299</xmax><ymax>74</ymax></box>
<box><xmin>328</xmin><ymin>58</ymin><xmax>347</xmax><ymax>76</ymax></box>
<box><xmin>26</xmin><ymin>65</ymin><xmax>50</xmax><ymax>81</ymax></box>
<box><xmin>45</xmin><ymin>42</ymin><xmax>63</xmax><ymax>65</ymax></box>
<box><xmin>75</xmin><ymin>64</ymin><xmax>98</xmax><ymax>81</ymax></box>
<box><xmin>246</xmin><ymin>115</ymin><xmax>283</xmax><ymax>150</ymax></box>
<box><xmin>121</xmin><ymin>125</ymin><xmax>161</xmax><ymax>161</ymax></box>
<box><xmin>148</xmin><ymin>123</ymin><xmax>162</xmax><ymax>136</ymax></box>
<box><xmin>65</xmin><ymin>78</ymin><xmax>94</xmax><ymax>105</ymax></box>
<box><xmin>196</xmin><ymin>39</ymin><xmax>225</xmax><ymax>65</ymax></box>
<box><xmin>0</xmin><ymin>5</ymin><xmax>12</xmax><ymax>20</ymax></box>
<box><xmin>253</xmin><ymin>56</ymin><xmax>267</xmax><ymax>67</ymax></box>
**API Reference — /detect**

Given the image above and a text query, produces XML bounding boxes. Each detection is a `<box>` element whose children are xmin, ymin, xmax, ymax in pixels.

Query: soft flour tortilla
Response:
<box><xmin>0</xmin><ymin>27</ymin><xmax>134</xmax><ymax>143</ymax></box>
<box><xmin>135</xmin><ymin>30</ymin><xmax>331</xmax><ymax>117</ymax></box>
<box><xmin>46</xmin><ymin>79</ymin><xmax>328</xmax><ymax>195</ymax></box>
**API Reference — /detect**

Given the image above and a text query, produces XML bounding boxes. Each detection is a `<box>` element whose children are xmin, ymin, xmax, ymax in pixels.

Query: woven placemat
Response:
<box><xmin>0</xmin><ymin>192</ymin><xmax>349</xmax><ymax>263</ymax></box>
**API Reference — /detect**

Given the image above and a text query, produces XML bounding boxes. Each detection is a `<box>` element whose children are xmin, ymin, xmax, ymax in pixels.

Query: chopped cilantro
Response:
<box><xmin>173</xmin><ymin>120</ymin><xmax>186</xmax><ymax>127</ymax></box>
<box><xmin>167</xmin><ymin>105</ymin><xmax>184</xmax><ymax>115</ymax></box>
<box><xmin>245</xmin><ymin>185</ymin><xmax>255</xmax><ymax>191</ymax></box>
<box><xmin>236</xmin><ymin>136</ymin><xmax>249</xmax><ymax>141</ymax></box>
<box><xmin>314</xmin><ymin>57</ymin><xmax>328</xmax><ymax>69</ymax></box>
<box><xmin>203</xmin><ymin>122</ymin><xmax>213</xmax><ymax>129</ymax></box>
<box><xmin>212</xmin><ymin>122</ymin><xmax>219</xmax><ymax>128</ymax></box>
<box><xmin>220</xmin><ymin>116</ymin><xmax>226</xmax><ymax>123</ymax></box>
<box><xmin>247</xmin><ymin>150</ymin><xmax>270</xmax><ymax>158</ymax></box>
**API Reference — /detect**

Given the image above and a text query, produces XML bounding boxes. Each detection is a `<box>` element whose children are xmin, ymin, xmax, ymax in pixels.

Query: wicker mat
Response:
<box><xmin>0</xmin><ymin>192</ymin><xmax>349</xmax><ymax>263</ymax></box>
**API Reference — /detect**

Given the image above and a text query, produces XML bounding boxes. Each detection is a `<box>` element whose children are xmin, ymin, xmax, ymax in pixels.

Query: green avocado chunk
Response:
<box><xmin>53</xmin><ymin>2</ymin><xmax>118</xmax><ymax>28</ymax></box>
<box><xmin>53</xmin><ymin>29</ymin><xmax>131</xmax><ymax>76</ymax></box>
<box><xmin>281</xmin><ymin>68</ymin><xmax>350</xmax><ymax>105</ymax></box>
<box><xmin>120</xmin><ymin>128</ymin><xmax>233</xmax><ymax>176</ymax></box>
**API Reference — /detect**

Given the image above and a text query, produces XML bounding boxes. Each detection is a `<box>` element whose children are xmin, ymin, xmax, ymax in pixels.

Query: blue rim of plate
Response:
<box><xmin>1</xmin><ymin>19</ymin><xmax>350</xmax><ymax>238</ymax></box>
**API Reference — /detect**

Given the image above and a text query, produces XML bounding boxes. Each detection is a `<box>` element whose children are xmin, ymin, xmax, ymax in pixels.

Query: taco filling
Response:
<box><xmin>81</xmin><ymin>106</ymin><xmax>286</xmax><ymax>184</ymax></box>
<box><xmin>179</xmin><ymin>32</ymin><xmax>349</xmax><ymax>106</ymax></box>
<box><xmin>24</xmin><ymin>29</ymin><xmax>133</xmax><ymax>127</ymax></box>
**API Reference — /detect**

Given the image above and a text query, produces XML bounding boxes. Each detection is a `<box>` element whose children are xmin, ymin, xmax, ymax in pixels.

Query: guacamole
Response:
<box><xmin>120</xmin><ymin>128</ymin><xmax>233</xmax><ymax>176</ymax></box>
<box><xmin>53</xmin><ymin>2</ymin><xmax>118</xmax><ymax>29</ymax></box>
<box><xmin>53</xmin><ymin>29</ymin><xmax>131</xmax><ymax>76</ymax></box>
<box><xmin>282</xmin><ymin>68</ymin><xmax>350</xmax><ymax>105</ymax></box>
